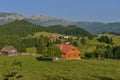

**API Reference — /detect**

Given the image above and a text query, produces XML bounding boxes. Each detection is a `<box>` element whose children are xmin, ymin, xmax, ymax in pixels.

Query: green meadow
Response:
<box><xmin>0</xmin><ymin>55</ymin><xmax>120</xmax><ymax>80</ymax></box>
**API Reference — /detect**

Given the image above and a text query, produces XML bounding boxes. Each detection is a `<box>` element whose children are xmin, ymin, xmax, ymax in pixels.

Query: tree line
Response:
<box><xmin>97</xmin><ymin>35</ymin><xmax>113</xmax><ymax>44</ymax></box>
<box><xmin>85</xmin><ymin>44</ymin><xmax>120</xmax><ymax>59</ymax></box>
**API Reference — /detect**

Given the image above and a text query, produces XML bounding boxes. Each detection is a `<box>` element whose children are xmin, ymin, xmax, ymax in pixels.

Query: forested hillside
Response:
<box><xmin>0</xmin><ymin>20</ymin><xmax>92</xmax><ymax>52</ymax></box>
<box><xmin>0</xmin><ymin>20</ymin><xmax>92</xmax><ymax>37</ymax></box>
<box><xmin>45</xmin><ymin>25</ymin><xmax>92</xmax><ymax>38</ymax></box>
<box><xmin>0</xmin><ymin>20</ymin><xmax>43</xmax><ymax>37</ymax></box>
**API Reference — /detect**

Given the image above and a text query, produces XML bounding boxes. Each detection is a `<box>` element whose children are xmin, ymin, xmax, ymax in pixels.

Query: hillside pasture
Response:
<box><xmin>26</xmin><ymin>32</ymin><xmax>64</xmax><ymax>38</ymax></box>
<box><xmin>0</xmin><ymin>55</ymin><xmax>120</xmax><ymax>80</ymax></box>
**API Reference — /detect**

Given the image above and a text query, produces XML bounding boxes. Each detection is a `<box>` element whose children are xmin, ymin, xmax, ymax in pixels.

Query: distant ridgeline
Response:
<box><xmin>0</xmin><ymin>12</ymin><xmax>120</xmax><ymax>34</ymax></box>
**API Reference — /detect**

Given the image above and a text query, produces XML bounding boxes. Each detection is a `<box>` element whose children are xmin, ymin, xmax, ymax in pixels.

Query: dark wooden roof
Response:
<box><xmin>1</xmin><ymin>46</ymin><xmax>18</xmax><ymax>54</ymax></box>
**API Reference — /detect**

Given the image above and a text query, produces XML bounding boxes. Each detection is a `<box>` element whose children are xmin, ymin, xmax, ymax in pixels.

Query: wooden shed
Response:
<box><xmin>1</xmin><ymin>46</ymin><xmax>18</xmax><ymax>56</ymax></box>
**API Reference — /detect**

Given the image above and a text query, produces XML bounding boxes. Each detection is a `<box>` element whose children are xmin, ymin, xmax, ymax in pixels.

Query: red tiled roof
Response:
<box><xmin>57</xmin><ymin>44</ymin><xmax>78</xmax><ymax>53</ymax></box>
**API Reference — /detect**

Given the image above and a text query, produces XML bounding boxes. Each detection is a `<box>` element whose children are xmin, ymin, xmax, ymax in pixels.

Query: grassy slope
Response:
<box><xmin>26</xmin><ymin>32</ymin><xmax>120</xmax><ymax>54</ymax></box>
<box><xmin>0</xmin><ymin>34</ymin><xmax>120</xmax><ymax>80</ymax></box>
<box><xmin>79</xmin><ymin>34</ymin><xmax>120</xmax><ymax>54</ymax></box>
<box><xmin>0</xmin><ymin>55</ymin><xmax>120</xmax><ymax>80</ymax></box>
<box><xmin>26</xmin><ymin>32</ymin><xmax>64</xmax><ymax>39</ymax></box>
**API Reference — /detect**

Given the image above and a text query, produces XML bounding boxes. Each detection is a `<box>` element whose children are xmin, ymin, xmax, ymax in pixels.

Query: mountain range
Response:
<box><xmin>0</xmin><ymin>12</ymin><xmax>120</xmax><ymax>34</ymax></box>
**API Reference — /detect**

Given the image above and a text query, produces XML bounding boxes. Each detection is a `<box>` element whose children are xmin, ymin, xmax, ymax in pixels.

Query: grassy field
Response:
<box><xmin>0</xmin><ymin>55</ymin><xmax>120</xmax><ymax>80</ymax></box>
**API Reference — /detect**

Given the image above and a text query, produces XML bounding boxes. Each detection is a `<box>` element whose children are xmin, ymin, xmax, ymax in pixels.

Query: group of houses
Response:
<box><xmin>50</xmin><ymin>34</ymin><xmax>81</xmax><ymax>59</ymax></box>
<box><xmin>0</xmin><ymin>34</ymin><xmax>81</xmax><ymax>60</ymax></box>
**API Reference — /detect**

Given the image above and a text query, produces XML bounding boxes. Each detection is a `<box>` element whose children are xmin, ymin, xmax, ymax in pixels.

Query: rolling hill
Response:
<box><xmin>74</xmin><ymin>22</ymin><xmax>120</xmax><ymax>34</ymax></box>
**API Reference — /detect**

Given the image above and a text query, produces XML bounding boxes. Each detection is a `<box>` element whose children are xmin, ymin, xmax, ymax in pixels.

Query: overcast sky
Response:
<box><xmin>0</xmin><ymin>0</ymin><xmax>120</xmax><ymax>22</ymax></box>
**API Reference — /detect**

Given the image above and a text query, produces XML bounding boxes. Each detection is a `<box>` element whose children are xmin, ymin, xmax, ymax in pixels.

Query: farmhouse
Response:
<box><xmin>49</xmin><ymin>34</ymin><xmax>56</xmax><ymax>41</ymax></box>
<box><xmin>1</xmin><ymin>46</ymin><xmax>18</xmax><ymax>56</ymax></box>
<box><xmin>58</xmin><ymin>44</ymin><xmax>80</xmax><ymax>59</ymax></box>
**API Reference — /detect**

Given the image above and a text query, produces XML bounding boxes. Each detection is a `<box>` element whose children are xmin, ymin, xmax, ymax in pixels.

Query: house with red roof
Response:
<box><xmin>57</xmin><ymin>44</ymin><xmax>80</xmax><ymax>59</ymax></box>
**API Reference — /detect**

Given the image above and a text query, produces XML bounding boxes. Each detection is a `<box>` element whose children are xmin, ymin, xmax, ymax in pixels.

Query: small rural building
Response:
<box><xmin>64</xmin><ymin>36</ymin><xmax>69</xmax><ymax>39</ymax></box>
<box><xmin>1</xmin><ymin>46</ymin><xmax>18</xmax><ymax>56</ymax></box>
<box><xmin>57</xmin><ymin>44</ymin><xmax>80</xmax><ymax>60</ymax></box>
<box><xmin>49</xmin><ymin>34</ymin><xmax>56</xmax><ymax>41</ymax></box>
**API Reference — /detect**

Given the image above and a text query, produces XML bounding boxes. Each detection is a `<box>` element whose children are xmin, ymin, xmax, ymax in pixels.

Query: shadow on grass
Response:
<box><xmin>94</xmin><ymin>76</ymin><xmax>114</xmax><ymax>80</ymax></box>
<box><xmin>44</xmin><ymin>75</ymin><xmax>71</xmax><ymax>80</ymax></box>
<box><xmin>36</xmin><ymin>56</ymin><xmax>52</xmax><ymax>61</ymax></box>
<box><xmin>3</xmin><ymin>72</ymin><xmax>23</xmax><ymax>80</ymax></box>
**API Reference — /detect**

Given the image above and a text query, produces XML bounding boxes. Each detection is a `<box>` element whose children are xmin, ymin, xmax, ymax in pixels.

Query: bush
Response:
<box><xmin>84</xmin><ymin>52</ymin><xmax>95</xmax><ymax>59</ymax></box>
<box><xmin>36</xmin><ymin>56</ymin><xmax>52</xmax><ymax>61</ymax></box>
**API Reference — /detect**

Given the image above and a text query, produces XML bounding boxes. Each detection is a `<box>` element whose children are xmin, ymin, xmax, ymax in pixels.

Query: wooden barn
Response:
<box><xmin>57</xmin><ymin>44</ymin><xmax>80</xmax><ymax>59</ymax></box>
<box><xmin>1</xmin><ymin>46</ymin><xmax>18</xmax><ymax>56</ymax></box>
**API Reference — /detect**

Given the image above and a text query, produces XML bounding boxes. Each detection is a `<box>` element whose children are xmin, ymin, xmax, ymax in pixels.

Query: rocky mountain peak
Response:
<box><xmin>0</xmin><ymin>12</ymin><xmax>25</xmax><ymax>20</ymax></box>
<box><xmin>28</xmin><ymin>14</ymin><xmax>54</xmax><ymax>21</ymax></box>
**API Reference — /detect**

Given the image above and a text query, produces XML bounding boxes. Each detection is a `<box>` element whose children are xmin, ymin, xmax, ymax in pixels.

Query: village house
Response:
<box><xmin>64</xmin><ymin>36</ymin><xmax>69</xmax><ymax>39</ymax></box>
<box><xmin>49</xmin><ymin>34</ymin><xmax>57</xmax><ymax>41</ymax></box>
<box><xmin>57</xmin><ymin>44</ymin><xmax>80</xmax><ymax>59</ymax></box>
<box><xmin>1</xmin><ymin>46</ymin><xmax>18</xmax><ymax>56</ymax></box>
